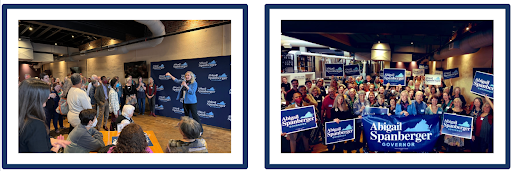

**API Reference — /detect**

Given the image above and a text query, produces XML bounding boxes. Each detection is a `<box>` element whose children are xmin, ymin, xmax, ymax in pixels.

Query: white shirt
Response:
<box><xmin>67</xmin><ymin>87</ymin><xmax>92</xmax><ymax>127</ymax></box>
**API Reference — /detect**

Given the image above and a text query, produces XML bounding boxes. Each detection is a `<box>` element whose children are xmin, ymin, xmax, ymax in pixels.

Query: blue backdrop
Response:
<box><xmin>151</xmin><ymin>55</ymin><xmax>231</xmax><ymax>129</ymax></box>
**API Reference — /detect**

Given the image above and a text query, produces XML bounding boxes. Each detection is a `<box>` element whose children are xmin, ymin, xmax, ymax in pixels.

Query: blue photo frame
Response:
<box><xmin>3</xmin><ymin>4</ymin><xmax>248</xmax><ymax>169</ymax></box>
<box><xmin>265</xmin><ymin>4</ymin><xmax>509</xmax><ymax>169</ymax></box>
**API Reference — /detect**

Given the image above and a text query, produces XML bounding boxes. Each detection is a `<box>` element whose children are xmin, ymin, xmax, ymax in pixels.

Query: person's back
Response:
<box><xmin>166</xmin><ymin>138</ymin><xmax>208</xmax><ymax>153</ymax></box>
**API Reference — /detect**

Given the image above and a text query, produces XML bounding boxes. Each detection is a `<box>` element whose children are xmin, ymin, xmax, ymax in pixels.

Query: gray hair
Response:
<box><xmin>179</xmin><ymin>116</ymin><xmax>201</xmax><ymax>139</ymax></box>
<box><xmin>357</xmin><ymin>90</ymin><xmax>366</xmax><ymax>96</ymax></box>
<box><xmin>70</xmin><ymin>73</ymin><xmax>82</xmax><ymax>85</ymax></box>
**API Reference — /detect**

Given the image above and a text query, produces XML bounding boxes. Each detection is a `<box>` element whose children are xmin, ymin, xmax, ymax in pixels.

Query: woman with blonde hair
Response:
<box><xmin>328</xmin><ymin>94</ymin><xmax>358</xmax><ymax>152</ymax></box>
<box><xmin>395</xmin><ymin>90</ymin><xmax>411</xmax><ymax>118</ymax></box>
<box><xmin>310</xmin><ymin>86</ymin><xmax>323</xmax><ymax>113</ymax></box>
<box><xmin>166</xmin><ymin>71</ymin><xmax>202</xmax><ymax>134</ymax></box>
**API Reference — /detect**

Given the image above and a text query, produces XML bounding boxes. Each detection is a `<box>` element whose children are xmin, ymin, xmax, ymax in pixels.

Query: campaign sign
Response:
<box><xmin>281</xmin><ymin>105</ymin><xmax>318</xmax><ymax>134</ymax></box>
<box><xmin>443</xmin><ymin>68</ymin><xmax>459</xmax><ymax>79</ymax></box>
<box><xmin>413</xmin><ymin>69</ymin><xmax>425</xmax><ymax>76</ymax></box>
<box><xmin>434</xmin><ymin>70</ymin><xmax>444</xmax><ymax>77</ymax></box>
<box><xmin>419</xmin><ymin>64</ymin><xmax>429</xmax><ymax>70</ymax></box>
<box><xmin>363</xmin><ymin>107</ymin><xmax>389</xmax><ymax>115</ymax></box>
<box><xmin>424</xmin><ymin>74</ymin><xmax>442</xmax><ymax>85</ymax></box>
<box><xmin>406</xmin><ymin>71</ymin><xmax>411</xmax><ymax>77</ymax></box>
<box><xmin>344</xmin><ymin>64</ymin><xmax>360</xmax><ymax>76</ymax></box>
<box><xmin>383</xmin><ymin>69</ymin><xmax>406</xmax><ymax>86</ymax></box>
<box><xmin>441</xmin><ymin>113</ymin><xmax>473</xmax><ymax>139</ymax></box>
<box><xmin>325</xmin><ymin>64</ymin><xmax>344</xmax><ymax>77</ymax></box>
<box><xmin>470</xmin><ymin>71</ymin><xmax>494</xmax><ymax>99</ymax></box>
<box><xmin>325</xmin><ymin>119</ymin><xmax>355</xmax><ymax>145</ymax></box>
<box><xmin>362</xmin><ymin>115</ymin><xmax>440</xmax><ymax>152</ymax></box>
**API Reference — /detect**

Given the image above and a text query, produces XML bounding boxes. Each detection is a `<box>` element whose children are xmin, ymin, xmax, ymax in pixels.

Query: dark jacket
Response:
<box><xmin>89</xmin><ymin>85</ymin><xmax>97</xmax><ymax>106</ymax></box>
<box><xmin>95</xmin><ymin>83</ymin><xmax>109</xmax><ymax>106</ymax></box>
<box><xmin>64</xmin><ymin>124</ymin><xmax>105</xmax><ymax>153</ymax></box>
<box><xmin>19</xmin><ymin>118</ymin><xmax>53</xmax><ymax>153</ymax></box>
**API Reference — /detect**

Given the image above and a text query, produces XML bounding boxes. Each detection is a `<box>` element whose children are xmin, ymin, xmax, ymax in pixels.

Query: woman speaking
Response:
<box><xmin>165</xmin><ymin>71</ymin><xmax>203</xmax><ymax>134</ymax></box>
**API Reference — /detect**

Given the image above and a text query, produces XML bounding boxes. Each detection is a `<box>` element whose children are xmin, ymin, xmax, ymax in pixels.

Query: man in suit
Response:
<box><xmin>95</xmin><ymin>76</ymin><xmax>110</xmax><ymax>131</ymax></box>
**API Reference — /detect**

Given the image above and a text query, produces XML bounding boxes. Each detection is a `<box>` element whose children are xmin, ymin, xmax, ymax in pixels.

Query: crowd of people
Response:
<box><xmin>19</xmin><ymin>72</ymin><xmax>208</xmax><ymax>153</ymax></box>
<box><xmin>281</xmin><ymin>74</ymin><xmax>494</xmax><ymax>153</ymax></box>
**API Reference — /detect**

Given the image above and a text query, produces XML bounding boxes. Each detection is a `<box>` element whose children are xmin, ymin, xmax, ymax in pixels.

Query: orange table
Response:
<box><xmin>100</xmin><ymin>131</ymin><xmax>164</xmax><ymax>153</ymax></box>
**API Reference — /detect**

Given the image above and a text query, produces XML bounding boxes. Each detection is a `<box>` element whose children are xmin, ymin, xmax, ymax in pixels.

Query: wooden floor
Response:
<box><xmin>49</xmin><ymin>111</ymin><xmax>231</xmax><ymax>153</ymax></box>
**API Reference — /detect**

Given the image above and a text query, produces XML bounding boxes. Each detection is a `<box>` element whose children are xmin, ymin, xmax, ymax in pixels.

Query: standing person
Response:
<box><xmin>50</xmin><ymin>84</ymin><xmax>63</xmax><ymax>133</ymax></box>
<box><xmin>94</xmin><ymin>76</ymin><xmax>110</xmax><ymax>131</ymax></box>
<box><xmin>316</xmin><ymin>78</ymin><xmax>326</xmax><ymax>97</ymax></box>
<box><xmin>285</xmin><ymin>79</ymin><xmax>299</xmax><ymax>105</ymax></box>
<box><xmin>123</xmin><ymin>77</ymin><xmax>137</xmax><ymax>115</ymax></box>
<box><xmin>146</xmin><ymin>77</ymin><xmax>157</xmax><ymax>117</ymax></box>
<box><xmin>353</xmin><ymin>91</ymin><xmax>370</xmax><ymax>152</ymax></box>
<box><xmin>425</xmin><ymin>95</ymin><xmax>444</xmax><ymax>152</ymax></box>
<box><xmin>114</xmin><ymin>76</ymin><xmax>123</xmax><ymax>107</ymax></box>
<box><xmin>441</xmin><ymin>92</ymin><xmax>453</xmax><ymax>112</ymax></box>
<box><xmin>281</xmin><ymin>77</ymin><xmax>291</xmax><ymax>93</ymax></box>
<box><xmin>67</xmin><ymin>74</ymin><xmax>93</xmax><ymax>132</ymax></box>
<box><xmin>372</xmin><ymin>94</ymin><xmax>388</xmax><ymax>108</ymax></box>
<box><xmin>19</xmin><ymin>78</ymin><xmax>71</xmax><ymax>152</ymax></box>
<box><xmin>165</xmin><ymin>71</ymin><xmax>202</xmax><ymax>134</ymax></box>
<box><xmin>365</xmin><ymin>84</ymin><xmax>377</xmax><ymax>100</ymax></box>
<box><xmin>305</xmin><ymin>80</ymin><xmax>313</xmax><ymax>94</ymax></box>
<box><xmin>444</xmin><ymin>98</ymin><xmax>468</xmax><ymax>152</ymax></box>
<box><xmin>388</xmin><ymin>98</ymin><xmax>397</xmax><ymax>115</ymax></box>
<box><xmin>310</xmin><ymin>86</ymin><xmax>323</xmax><ymax>113</ymax></box>
<box><xmin>470</xmin><ymin>97</ymin><xmax>484</xmax><ymax>121</ymax></box>
<box><xmin>109</xmin><ymin>78</ymin><xmax>120</xmax><ymax>130</ymax></box>
<box><xmin>472</xmin><ymin>95</ymin><xmax>493</xmax><ymax>153</ymax></box>
<box><xmin>136</xmin><ymin>77</ymin><xmax>146</xmax><ymax>115</ymax></box>
<box><xmin>40</xmin><ymin>73</ymin><xmax>58</xmax><ymax>133</ymax></box>
<box><xmin>395</xmin><ymin>91</ymin><xmax>411</xmax><ymax>118</ymax></box>
<box><xmin>321</xmin><ymin>87</ymin><xmax>336</xmax><ymax>126</ymax></box>
<box><xmin>368</xmin><ymin>92</ymin><xmax>377</xmax><ymax>106</ymax></box>
<box><xmin>86</xmin><ymin>75</ymin><xmax>98</xmax><ymax>95</ymax></box>
<box><xmin>88</xmin><ymin>80</ymin><xmax>99</xmax><ymax>111</ymax></box>
<box><xmin>448</xmin><ymin>79</ymin><xmax>467</xmax><ymax>107</ymax></box>
<box><xmin>407</xmin><ymin>91</ymin><xmax>427</xmax><ymax>116</ymax></box>
<box><xmin>281</xmin><ymin>92</ymin><xmax>311</xmax><ymax>153</ymax></box>
<box><xmin>328</xmin><ymin>94</ymin><xmax>359</xmax><ymax>152</ymax></box>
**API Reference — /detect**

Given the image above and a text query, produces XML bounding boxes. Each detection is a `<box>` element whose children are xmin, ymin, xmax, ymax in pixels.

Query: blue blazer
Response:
<box><xmin>173</xmin><ymin>79</ymin><xmax>198</xmax><ymax>104</ymax></box>
<box><xmin>407</xmin><ymin>100</ymin><xmax>428</xmax><ymax>115</ymax></box>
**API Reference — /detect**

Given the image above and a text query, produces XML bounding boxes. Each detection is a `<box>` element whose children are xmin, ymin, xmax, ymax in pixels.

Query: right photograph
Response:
<box><xmin>279</xmin><ymin>20</ymin><xmax>494</xmax><ymax>154</ymax></box>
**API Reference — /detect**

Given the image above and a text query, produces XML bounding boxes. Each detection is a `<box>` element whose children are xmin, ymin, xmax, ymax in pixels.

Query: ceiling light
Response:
<box><xmin>411</xmin><ymin>42</ymin><xmax>414</xmax><ymax>45</ymax></box>
<box><xmin>89</xmin><ymin>43</ymin><xmax>91</xmax><ymax>47</ymax></box>
<box><xmin>55</xmin><ymin>43</ymin><xmax>57</xmax><ymax>45</ymax></box>
<box><xmin>29</xmin><ymin>27</ymin><xmax>33</xmax><ymax>31</ymax></box>
<box><xmin>378</xmin><ymin>41</ymin><xmax>380</xmax><ymax>43</ymax></box>
<box><xmin>18</xmin><ymin>38</ymin><xmax>21</xmax><ymax>41</ymax></box>
<box><xmin>72</xmin><ymin>35</ymin><xmax>74</xmax><ymax>38</ymax></box>
<box><xmin>466</xmin><ymin>27</ymin><xmax>469</xmax><ymax>31</ymax></box>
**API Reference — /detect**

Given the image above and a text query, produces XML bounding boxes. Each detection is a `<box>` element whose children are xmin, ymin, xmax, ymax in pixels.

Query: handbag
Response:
<box><xmin>56</xmin><ymin>97</ymin><xmax>69</xmax><ymax>115</ymax></box>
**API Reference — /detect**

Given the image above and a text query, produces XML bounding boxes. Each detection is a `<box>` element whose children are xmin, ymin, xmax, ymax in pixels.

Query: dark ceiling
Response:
<box><xmin>19</xmin><ymin>20</ymin><xmax>149</xmax><ymax>48</ymax></box>
<box><xmin>282</xmin><ymin>20</ymin><xmax>492</xmax><ymax>61</ymax></box>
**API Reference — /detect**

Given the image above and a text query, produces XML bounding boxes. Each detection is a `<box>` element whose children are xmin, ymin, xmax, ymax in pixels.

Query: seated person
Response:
<box><xmin>114</xmin><ymin>105</ymin><xmax>135</xmax><ymax>129</ymax></box>
<box><xmin>64</xmin><ymin>109</ymin><xmax>105</xmax><ymax>153</ymax></box>
<box><xmin>165</xmin><ymin>116</ymin><xmax>208</xmax><ymax>153</ymax></box>
<box><xmin>117</xmin><ymin>120</ymin><xmax>131</xmax><ymax>133</ymax></box>
<box><xmin>107</xmin><ymin>123</ymin><xmax>153</xmax><ymax>153</ymax></box>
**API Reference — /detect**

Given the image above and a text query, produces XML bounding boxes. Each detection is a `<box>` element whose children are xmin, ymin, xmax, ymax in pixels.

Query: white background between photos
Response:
<box><xmin>1</xmin><ymin>0</ymin><xmax>512</xmax><ymax>171</ymax></box>
<box><xmin>269</xmin><ymin>8</ymin><xmax>506</xmax><ymax>166</ymax></box>
<box><xmin>5</xmin><ymin>8</ymin><xmax>244</xmax><ymax>165</ymax></box>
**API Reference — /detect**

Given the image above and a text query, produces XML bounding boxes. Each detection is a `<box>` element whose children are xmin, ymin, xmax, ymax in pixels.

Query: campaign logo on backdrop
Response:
<box><xmin>173</xmin><ymin>62</ymin><xmax>188</xmax><ymax>69</ymax></box>
<box><xmin>325</xmin><ymin>119</ymin><xmax>355</xmax><ymax>145</ymax></box>
<box><xmin>153</xmin><ymin>64</ymin><xmax>165</xmax><ymax>70</ymax></box>
<box><xmin>198</xmin><ymin>111</ymin><xmax>215</xmax><ymax>118</ymax></box>
<box><xmin>172</xmin><ymin>107</ymin><xmax>185</xmax><ymax>114</ymax></box>
<box><xmin>208</xmin><ymin>73</ymin><xmax>228</xmax><ymax>81</ymax></box>
<box><xmin>199</xmin><ymin>60</ymin><xmax>218</xmax><ymax>68</ymax></box>
<box><xmin>156</xmin><ymin>85</ymin><xmax>164</xmax><ymax>91</ymax></box>
<box><xmin>173</xmin><ymin>86</ymin><xmax>181</xmax><ymax>92</ymax></box>
<box><xmin>198</xmin><ymin>87</ymin><xmax>216</xmax><ymax>94</ymax></box>
<box><xmin>155</xmin><ymin>105</ymin><xmax>164</xmax><ymax>110</ymax></box>
<box><xmin>228</xmin><ymin>115</ymin><xmax>231</xmax><ymax>121</ymax></box>
<box><xmin>158</xmin><ymin>96</ymin><xmax>172</xmax><ymax>102</ymax></box>
<box><xmin>362</xmin><ymin>115</ymin><xmax>439</xmax><ymax>152</ymax></box>
<box><xmin>442</xmin><ymin>113</ymin><xmax>473</xmax><ymax>139</ymax></box>
<box><xmin>207</xmin><ymin>100</ymin><xmax>227</xmax><ymax>108</ymax></box>
<box><xmin>281</xmin><ymin>106</ymin><xmax>317</xmax><ymax>134</ymax></box>
<box><xmin>471</xmin><ymin>71</ymin><xmax>494</xmax><ymax>99</ymax></box>
<box><xmin>443</xmin><ymin>68</ymin><xmax>459</xmax><ymax>79</ymax></box>
<box><xmin>159</xmin><ymin>75</ymin><xmax>172</xmax><ymax>80</ymax></box>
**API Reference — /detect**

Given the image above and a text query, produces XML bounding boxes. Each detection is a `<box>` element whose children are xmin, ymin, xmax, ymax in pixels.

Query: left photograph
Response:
<box><xmin>4</xmin><ymin>5</ymin><xmax>247</xmax><ymax>169</ymax></box>
<box><xmin>18</xmin><ymin>20</ymin><xmax>231</xmax><ymax>154</ymax></box>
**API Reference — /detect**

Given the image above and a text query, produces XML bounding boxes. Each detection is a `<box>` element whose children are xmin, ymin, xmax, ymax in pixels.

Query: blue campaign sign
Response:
<box><xmin>325</xmin><ymin>64</ymin><xmax>344</xmax><ymax>76</ymax></box>
<box><xmin>344</xmin><ymin>64</ymin><xmax>360</xmax><ymax>76</ymax></box>
<box><xmin>325</xmin><ymin>119</ymin><xmax>355</xmax><ymax>145</ymax></box>
<box><xmin>151</xmin><ymin>55</ymin><xmax>231</xmax><ymax>129</ymax></box>
<box><xmin>281</xmin><ymin>105</ymin><xmax>318</xmax><ymax>134</ymax></box>
<box><xmin>383</xmin><ymin>69</ymin><xmax>406</xmax><ymax>86</ymax></box>
<box><xmin>363</xmin><ymin>107</ymin><xmax>389</xmax><ymax>115</ymax></box>
<box><xmin>443</xmin><ymin>68</ymin><xmax>460</xmax><ymax>79</ymax></box>
<box><xmin>470</xmin><ymin>71</ymin><xmax>494</xmax><ymax>99</ymax></box>
<box><xmin>362</xmin><ymin>115</ymin><xmax>440</xmax><ymax>152</ymax></box>
<box><xmin>442</xmin><ymin>113</ymin><xmax>474</xmax><ymax>139</ymax></box>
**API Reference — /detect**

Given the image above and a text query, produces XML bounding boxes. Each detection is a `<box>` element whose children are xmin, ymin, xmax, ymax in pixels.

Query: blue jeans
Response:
<box><xmin>137</xmin><ymin>97</ymin><xmax>146</xmax><ymax>114</ymax></box>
